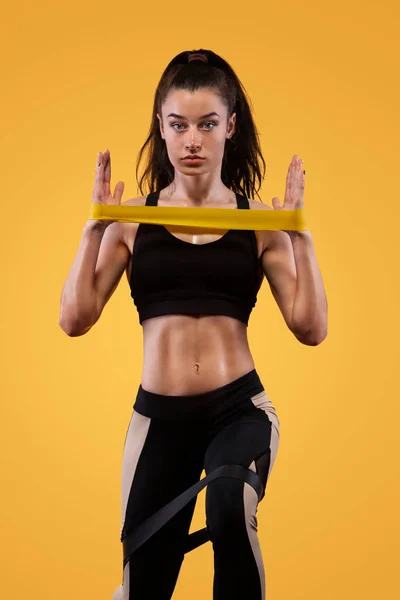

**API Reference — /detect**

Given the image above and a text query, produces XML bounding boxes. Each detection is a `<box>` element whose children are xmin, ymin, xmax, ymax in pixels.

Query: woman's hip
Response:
<box><xmin>133</xmin><ymin>368</ymin><xmax>279</xmax><ymax>427</ymax></box>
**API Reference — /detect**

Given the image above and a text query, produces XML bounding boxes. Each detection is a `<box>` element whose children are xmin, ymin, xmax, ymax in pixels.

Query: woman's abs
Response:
<box><xmin>141</xmin><ymin>314</ymin><xmax>255</xmax><ymax>395</ymax></box>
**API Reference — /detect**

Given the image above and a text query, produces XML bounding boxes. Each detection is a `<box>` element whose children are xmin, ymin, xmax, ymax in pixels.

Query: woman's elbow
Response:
<box><xmin>293</xmin><ymin>326</ymin><xmax>327</xmax><ymax>346</ymax></box>
<box><xmin>58</xmin><ymin>316</ymin><xmax>95</xmax><ymax>337</ymax></box>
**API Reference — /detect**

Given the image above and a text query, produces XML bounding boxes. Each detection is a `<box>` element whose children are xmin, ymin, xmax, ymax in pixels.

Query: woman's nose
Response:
<box><xmin>186</xmin><ymin>128</ymin><xmax>202</xmax><ymax>146</ymax></box>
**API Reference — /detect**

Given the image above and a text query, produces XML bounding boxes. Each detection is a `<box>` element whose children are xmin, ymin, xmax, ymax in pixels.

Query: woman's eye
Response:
<box><xmin>171</xmin><ymin>122</ymin><xmax>216</xmax><ymax>131</ymax></box>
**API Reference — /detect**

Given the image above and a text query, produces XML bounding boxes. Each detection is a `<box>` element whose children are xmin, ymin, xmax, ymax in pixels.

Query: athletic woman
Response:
<box><xmin>59</xmin><ymin>48</ymin><xmax>327</xmax><ymax>600</ymax></box>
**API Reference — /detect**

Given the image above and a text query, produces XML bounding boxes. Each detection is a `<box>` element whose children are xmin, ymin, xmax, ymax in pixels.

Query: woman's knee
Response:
<box><xmin>206</xmin><ymin>475</ymin><xmax>259</xmax><ymax>540</ymax></box>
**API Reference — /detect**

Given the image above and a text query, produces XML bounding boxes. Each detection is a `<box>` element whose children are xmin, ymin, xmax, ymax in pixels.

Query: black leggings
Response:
<box><xmin>112</xmin><ymin>369</ymin><xmax>280</xmax><ymax>600</ymax></box>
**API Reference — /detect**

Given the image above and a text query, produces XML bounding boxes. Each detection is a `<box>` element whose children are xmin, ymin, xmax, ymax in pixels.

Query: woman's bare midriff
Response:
<box><xmin>140</xmin><ymin>314</ymin><xmax>256</xmax><ymax>395</ymax></box>
<box><xmin>121</xmin><ymin>191</ymin><xmax>270</xmax><ymax>396</ymax></box>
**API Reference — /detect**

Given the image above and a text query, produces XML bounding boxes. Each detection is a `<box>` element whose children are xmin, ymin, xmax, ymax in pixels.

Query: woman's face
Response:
<box><xmin>157</xmin><ymin>88</ymin><xmax>236</xmax><ymax>176</ymax></box>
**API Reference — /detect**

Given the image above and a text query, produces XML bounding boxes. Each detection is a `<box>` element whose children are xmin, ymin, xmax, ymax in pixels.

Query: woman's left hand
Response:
<box><xmin>272</xmin><ymin>154</ymin><xmax>306</xmax><ymax>237</ymax></box>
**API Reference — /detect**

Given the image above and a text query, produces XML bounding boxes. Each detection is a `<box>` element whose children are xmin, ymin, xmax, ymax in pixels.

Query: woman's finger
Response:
<box><xmin>113</xmin><ymin>181</ymin><xmax>125</xmax><ymax>204</ymax></box>
<box><xmin>103</xmin><ymin>149</ymin><xmax>111</xmax><ymax>199</ymax></box>
<box><xmin>92</xmin><ymin>151</ymin><xmax>104</xmax><ymax>203</ymax></box>
<box><xmin>284</xmin><ymin>159</ymin><xmax>293</xmax><ymax>204</ymax></box>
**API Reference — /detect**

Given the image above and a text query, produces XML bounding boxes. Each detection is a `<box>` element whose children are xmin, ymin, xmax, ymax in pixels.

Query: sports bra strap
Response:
<box><xmin>235</xmin><ymin>193</ymin><xmax>249</xmax><ymax>209</ymax></box>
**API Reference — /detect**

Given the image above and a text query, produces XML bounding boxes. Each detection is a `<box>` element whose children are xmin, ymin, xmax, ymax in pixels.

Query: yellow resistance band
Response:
<box><xmin>90</xmin><ymin>203</ymin><xmax>307</xmax><ymax>231</ymax></box>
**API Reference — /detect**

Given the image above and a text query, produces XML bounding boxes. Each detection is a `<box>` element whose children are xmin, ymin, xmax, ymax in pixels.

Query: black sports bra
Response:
<box><xmin>129</xmin><ymin>190</ymin><xmax>263</xmax><ymax>325</ymax></box>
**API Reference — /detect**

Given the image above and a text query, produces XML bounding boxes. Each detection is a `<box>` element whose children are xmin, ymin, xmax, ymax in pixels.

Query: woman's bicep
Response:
<box><xmin>261</xmin><ymin>232</ymin><xmax>297</xmax><ymax>331</ymax></box>
<box><xmin>94</xmin><ymin>223</ymin><xmax>130</xmax><ymax>319</ymax></box>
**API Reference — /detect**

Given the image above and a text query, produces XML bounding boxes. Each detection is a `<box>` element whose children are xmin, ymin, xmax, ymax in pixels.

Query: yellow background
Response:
<box><xmin>1</xmin><ymin>0</ymin><xmax>399</xmax><ymax>599</ymax></box>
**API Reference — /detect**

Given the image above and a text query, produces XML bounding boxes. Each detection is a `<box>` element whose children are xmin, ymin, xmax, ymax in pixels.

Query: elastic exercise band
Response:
<box><xmin>90</xmin><ymin>204</ymin><xmax>307</xmax><ymax>231</ymax></box>
<box><xmin>121</xmin><ymin>463</ymin><xmax>262</xmax><ymax>567</ymax></box>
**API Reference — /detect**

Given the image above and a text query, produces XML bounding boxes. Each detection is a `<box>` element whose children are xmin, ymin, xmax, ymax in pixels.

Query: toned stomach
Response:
<box><xmin>140</xmin><ymin>314</ymin><xmax>255</xmax><ymax>395</ymax></box>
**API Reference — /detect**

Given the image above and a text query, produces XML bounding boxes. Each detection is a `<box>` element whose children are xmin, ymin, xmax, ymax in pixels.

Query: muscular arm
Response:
<box><xmin>260</xmin><ymin>231</ymin><xmax>298</xmax><ymax>336</ymax></box>
<box><xmin>59</xmin><ymin>221</ymin><xmax>130</xmax><ymax>337</ymax></box>
<box><xmin>261</xmin><ymin>230</ymin><xmax>327</xmax><ymax>346</ymax></box>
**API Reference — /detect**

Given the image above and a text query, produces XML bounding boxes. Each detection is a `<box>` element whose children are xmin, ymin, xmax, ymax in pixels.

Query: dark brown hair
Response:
<box><xmin>135</xmin><ymin>49</ymin><xmax>266</xmax><ymax>201</ymax></box>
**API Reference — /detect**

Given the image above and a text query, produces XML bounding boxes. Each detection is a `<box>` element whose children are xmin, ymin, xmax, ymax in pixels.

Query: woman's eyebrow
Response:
<box><xmin>166</xmin><ymin>112</ymin><xmax>220</xmax><ymax>119</ymax></box>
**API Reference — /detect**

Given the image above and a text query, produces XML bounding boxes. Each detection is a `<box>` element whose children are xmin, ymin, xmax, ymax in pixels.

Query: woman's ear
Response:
<box><xmin>156</xmin><ymin>113</ymin><xmax>164</xmax><ymax>139</ymax></box>
<box><xmin>228</xmin><ymin>112</ymin><xmax>236</xmax><ymax>138</ymax></box>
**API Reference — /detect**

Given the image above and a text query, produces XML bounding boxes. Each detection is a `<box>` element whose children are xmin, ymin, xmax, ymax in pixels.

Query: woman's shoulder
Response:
<box><xmin>121</xmin><ymin>195</ymin><xmax>148</xmax><ymax>207</ymax></box>
<box><xmin>248</xmin><ymin>198</ymin><xmax>273</xmax><ymax>211</ymax></box>
<box><xmin>247</xmin><ymin>198</ymin><xmax>288</xmax><ymax>253</ymax></box>
<box><xmin>117</xmin><ymin>196</ymin><xmax>148</xmax><ymax>250</ymax></box>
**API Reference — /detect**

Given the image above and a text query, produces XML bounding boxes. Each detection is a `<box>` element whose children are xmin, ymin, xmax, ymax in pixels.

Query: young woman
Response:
<box><xmin>59</xmin><ymin>49</ymin><xmax>327</xmax><ymax>600</ymax></box>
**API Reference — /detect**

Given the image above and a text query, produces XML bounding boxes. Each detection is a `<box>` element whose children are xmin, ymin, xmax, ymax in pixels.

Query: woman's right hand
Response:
<box><xmin>88</xmin><ymin>149</ymin><xmax>125</xmax><ymax>229</ymax></box>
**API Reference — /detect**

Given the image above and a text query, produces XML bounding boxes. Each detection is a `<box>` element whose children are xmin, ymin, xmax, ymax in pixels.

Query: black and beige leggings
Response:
<box><xmin>112</xmin><ymin>369</ymin><xmax>280</xmax><ymax>600</ymax></box>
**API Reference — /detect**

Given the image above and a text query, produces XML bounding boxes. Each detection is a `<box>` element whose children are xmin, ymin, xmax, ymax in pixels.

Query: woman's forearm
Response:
<box><xmin>290</xmin><ymin>231</ymin><xmax>328</xmax><ymax>345</ymax></box>
<box><xmin>59</xmin><ymin>221</ymin><xmax>108</xmax><ymax>335</ymax></box>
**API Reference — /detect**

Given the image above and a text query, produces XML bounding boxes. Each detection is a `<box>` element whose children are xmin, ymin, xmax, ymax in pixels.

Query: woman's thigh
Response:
<box><xmin>118</xmin><ymin>409</ymin><xmax>205</xmax><ymax>599</ymax></box>
<box><xmin>121</xmin><ymin>410</ymin><xmax>205</xmax><ymax>536</ymax></box>
<box><xmin>203</xmin><ymin>394</ymin><xmax>280</xmax><ymax>600</ymax></box>
<box><xmin>204</xmin><ymin>390</ymin><xmax>280</xmax><ymax>498</ymax></box>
